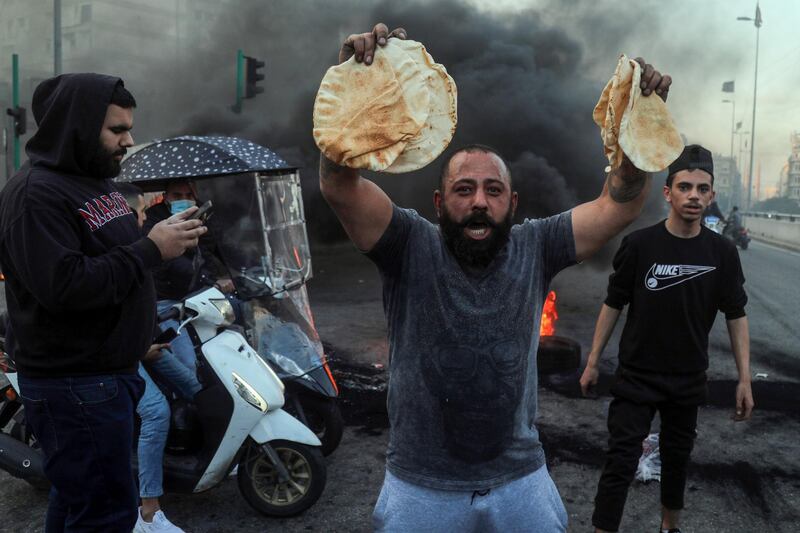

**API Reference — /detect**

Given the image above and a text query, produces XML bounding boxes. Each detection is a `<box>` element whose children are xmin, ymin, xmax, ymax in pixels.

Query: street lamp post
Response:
<box><xmin>721</xmin><ymin>99</ymin><xmax>735</xmax><ymax>160</ymax></box>
<box><xmin>54</xmin><ymin>0</ymin><xmax>62</xmax><ymax>75</ymax></box>
<box><xmin>737</xmin><ymin>2</ymin><xmax>762</xmax><ymax>210</ymax></box>
<box><xmin>735</xmin><ymin>130</ymin><xmax>750</xmax><ymax>207</ymax></box>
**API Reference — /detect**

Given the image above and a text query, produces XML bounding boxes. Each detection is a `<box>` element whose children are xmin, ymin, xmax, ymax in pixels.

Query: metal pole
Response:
<box><xmin>175</xmin><ymin>0</ymin><xmax>180</xmax><ymax>63</ymax></box>
<box><xmin>730</xmin><ymin>101</ymin><xmax>735</xmax><ymax>160</ymax></box>
<box><xmin>12</xmin><ymin>53</ymin><xmax>20</xmax><ymax>171</ymax></box>
<box><xmin>746</xmin><ymin>23</ymin><xmax>760</xmax><ymax>209</ymax></box>
<box><xmin>3</xmin><ymin>128</ymin><xmax>10</xmax><ymax>182</ymax></box>
<box><xmin>54</xmin><ymin>0</ymin><xmax>62</xmax><ymax>75</ymax></box>
<box><xmin>232</xmin><ymin>49</ymin><xmax>244</xmax><ymax>113</ymax></box>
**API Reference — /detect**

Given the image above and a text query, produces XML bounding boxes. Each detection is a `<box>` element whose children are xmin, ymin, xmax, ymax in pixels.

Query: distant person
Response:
<box><xmin>320</xmin><ymin>23</ymin><xmax>672</xmax><ymax>532</ymax></box>
<box><xmin>0</xmin><ymin>74</ymin><xmax>206</xmax><ymax>532</ymax></box>
<box><xmin>580</xmin><ymin>145</ymin><xmax>754</xmax><ymax>533</ymax></box>
<box><xmin>119</xmin><ymin>183</ymin><xmax>200</xmax><ymax>533</ymax></box>
<box><xmin>725</xmin><ymin>205</ymin><xmax>743</xmax><ymax>238</ymax></box>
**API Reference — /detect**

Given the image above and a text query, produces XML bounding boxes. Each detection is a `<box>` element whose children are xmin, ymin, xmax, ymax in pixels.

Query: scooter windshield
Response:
<box><xmin>194</xmin><ymin>171</ymin><xmax>325</xmax><ymax>377</ymax></box>
<box><xmin>249</xmin><ymin>291</ymin><xmax>326</xmax><ymax>378</ymax></box>
<box><xmin>195</xmin><ymin>171</ymin><xmax>312</xmax><ymax>300</ymax></box>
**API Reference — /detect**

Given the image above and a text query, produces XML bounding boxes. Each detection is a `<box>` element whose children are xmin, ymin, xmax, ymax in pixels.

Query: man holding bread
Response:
<box><xmin>318</xmin><ymin>23</ymin><xmax>671</xmax><ymax>532</ymax></box>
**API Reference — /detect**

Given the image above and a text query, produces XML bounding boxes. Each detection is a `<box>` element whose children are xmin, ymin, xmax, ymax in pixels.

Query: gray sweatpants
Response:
<box><xmin>372</xmin><ymin>465</ymin><xmax>568</xmax><ymax>532</ymax></box>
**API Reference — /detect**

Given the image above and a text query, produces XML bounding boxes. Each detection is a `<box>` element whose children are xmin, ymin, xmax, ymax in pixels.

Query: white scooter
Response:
<box><xmin>0</xmin><ymin>287</ymin><xmax>327</xmax><ymax>517</ymax></box>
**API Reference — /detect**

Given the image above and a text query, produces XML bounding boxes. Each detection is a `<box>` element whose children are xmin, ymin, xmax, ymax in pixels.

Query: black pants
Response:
<box><xmin>591</xmin><ymin>369</ymin><xmax>702</xmax><ymax>532</ymax></box>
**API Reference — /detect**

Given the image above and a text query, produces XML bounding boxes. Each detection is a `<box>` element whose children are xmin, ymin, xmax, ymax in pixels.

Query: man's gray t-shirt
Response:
<box><xmin>366</xmin><ymin>206</ymin><xmax>576</xmax><ymax>490</ymax></box>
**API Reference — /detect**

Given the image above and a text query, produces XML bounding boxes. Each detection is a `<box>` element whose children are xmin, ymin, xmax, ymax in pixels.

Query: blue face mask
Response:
<box><xmin>169</xmin><ymin>199</ymin><xmax>196</xmax><ymax>215</ymax></box>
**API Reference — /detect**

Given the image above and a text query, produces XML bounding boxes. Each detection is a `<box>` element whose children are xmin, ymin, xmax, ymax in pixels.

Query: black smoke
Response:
<box><xmin>113</xmin><ymin>0</ymin><xmax>672</xmax><ymax>253</ymax></box>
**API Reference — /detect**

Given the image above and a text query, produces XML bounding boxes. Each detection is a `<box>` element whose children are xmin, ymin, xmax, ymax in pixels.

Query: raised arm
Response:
<box><xmin>318</xmin><ymin>23</ymin><xmax>407</xmax><ymax>252</ymax></box>
<box><xmin>319</xmin><ymin>156</ymin><xmax>393</xmax><ymax>251</ymax></box>
<box><xmin>572</xmin><ymin>57</ymin><xmax>672</xmax><ymax>262</ymax></box>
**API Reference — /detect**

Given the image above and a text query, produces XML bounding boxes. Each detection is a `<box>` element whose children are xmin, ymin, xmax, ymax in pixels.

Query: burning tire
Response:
<box><xmin>537</xmin><ymin>335</ymin><xmax>581</xmax><ymax>375</ymax></box>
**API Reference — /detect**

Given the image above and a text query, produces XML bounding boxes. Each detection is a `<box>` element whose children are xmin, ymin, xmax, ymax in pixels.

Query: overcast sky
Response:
<box><xmin>470</xmin><ymin>0</ymin><xmax>797</xmax><ymax>194</ymax></box>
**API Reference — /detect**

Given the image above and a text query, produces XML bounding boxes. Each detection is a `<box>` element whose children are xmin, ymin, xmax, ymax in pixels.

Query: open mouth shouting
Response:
<box><xmin>465</xmin><ymin>222</ymin><xmax>492</xmax><ymax>240</ymax></box>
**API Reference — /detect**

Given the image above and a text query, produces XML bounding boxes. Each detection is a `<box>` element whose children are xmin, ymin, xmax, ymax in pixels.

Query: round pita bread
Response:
<box><xmin>384</xmin><ymin>39</ymin><xmax>458</xmax><ymax>173</ymax></box>
<box><xmin>313</xmin><ymin>42</ymin><xmax>430</xmax><ymax>171</ymax></box>
<box><xmin>594</xmin><ymin>54</ymin><xmax>682</xmax><ymax>173</ymax></box>
<box><xmin>618</xmin><ymin>77</ymin><xmax>683</xmax><ymax>173</ymax></box>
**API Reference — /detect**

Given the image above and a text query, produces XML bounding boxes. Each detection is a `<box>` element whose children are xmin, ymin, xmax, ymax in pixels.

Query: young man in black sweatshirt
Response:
<box><xmin>0</xmin><ymin>74</ymin><xmax>206</xmax><ymax>532</ymax></box>
<box><xmin>579</xmin><ymin>145</ymin><xmax>754</xmax><ymax>533</ymax></box>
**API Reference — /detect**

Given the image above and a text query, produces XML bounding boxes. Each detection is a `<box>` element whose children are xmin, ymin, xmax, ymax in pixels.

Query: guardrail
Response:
<box><xmin>745</xmin><ymin>211</ymin><xmax>800</xmax><ymax>223</ymax></box>
<box><xmin>743</xmin><ymin>212</ymin><xmax>800</xmax><ymax>251</ymax></box>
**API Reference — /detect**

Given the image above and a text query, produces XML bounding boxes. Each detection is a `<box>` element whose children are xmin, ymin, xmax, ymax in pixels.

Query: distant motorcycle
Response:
<box><xmin>723</xmin><ymin>222</ymin><xmax>750</xmax><ymax>250</ymax></box>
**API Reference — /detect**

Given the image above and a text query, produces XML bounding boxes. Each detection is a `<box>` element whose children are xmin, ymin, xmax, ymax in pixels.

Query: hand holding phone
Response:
<box><xmin>153</xmin><ymin>327</ymin><xmax>178</xmax><ymax>345</ymax></box>
<box><xmin>188</xmin><ymin>200</ymin><xmax>213</xmax><ymax>223</ymax></box>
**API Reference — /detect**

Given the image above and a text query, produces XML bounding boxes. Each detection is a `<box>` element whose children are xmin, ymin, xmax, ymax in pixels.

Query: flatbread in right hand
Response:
<box><xmin>313</xmin><ymin>41</ymin><xmax>430</xmax><ymax>171</ymax></box>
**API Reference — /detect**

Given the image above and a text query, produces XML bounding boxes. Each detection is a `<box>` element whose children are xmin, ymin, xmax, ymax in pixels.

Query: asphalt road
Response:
<box><xmin>1</xmin><ymin>237</ymin><xmax>798</xmax><ymax>532</ymax></box>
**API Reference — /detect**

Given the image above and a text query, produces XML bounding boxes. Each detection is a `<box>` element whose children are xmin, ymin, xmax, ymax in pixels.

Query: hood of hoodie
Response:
<box><xmin>26</xmin><ymin>73</ymin><xmax>125</xmax><ymax>179</ymax></box>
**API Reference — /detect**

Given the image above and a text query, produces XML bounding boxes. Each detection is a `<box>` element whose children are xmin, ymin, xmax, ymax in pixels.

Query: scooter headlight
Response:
<box><xmin>231</xmin><ymin>372</ymin><xmax>268</xmax><ymax>412</ymax></box>
<box><xmin>209</xmin><ymin>298</ymin><xmax>236</xmax><ymax>326</ymax></box>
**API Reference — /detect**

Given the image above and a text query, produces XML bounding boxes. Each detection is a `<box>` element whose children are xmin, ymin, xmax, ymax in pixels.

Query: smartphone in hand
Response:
<box><xmin>153</xmin><ymin>327</ymin><xmax>178</xmax><ymax>344</ymax></box>
<box><xmin>188</xmin><ymin>200</ymin><xmax>213</xmax><ymax>223</ymax></box>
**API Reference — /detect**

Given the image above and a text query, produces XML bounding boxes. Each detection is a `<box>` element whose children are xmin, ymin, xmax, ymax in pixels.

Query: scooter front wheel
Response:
<box><xmin>237</xmin><ymin>440</ymin><xmax>326</xmax><ymax>517</ymax></box>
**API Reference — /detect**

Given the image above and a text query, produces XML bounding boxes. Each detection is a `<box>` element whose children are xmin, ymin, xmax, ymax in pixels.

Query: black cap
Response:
<box><xmin>667</xmin><ymin>144</ymin><xmax>714</xmax><ymax>182</ymax></box>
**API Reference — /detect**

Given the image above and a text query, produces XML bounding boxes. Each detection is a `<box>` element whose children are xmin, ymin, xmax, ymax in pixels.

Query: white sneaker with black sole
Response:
<box><xmin>133</xmin><ymin>507</ymin><xmax>186</xmax><ymax>533</ymax></box>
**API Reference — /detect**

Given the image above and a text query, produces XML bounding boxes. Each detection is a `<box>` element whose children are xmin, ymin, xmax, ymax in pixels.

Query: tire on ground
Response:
<box><xmin>537</xmin><ymin>335</ymin><xmax>581</xmax><ymax>375</ymax></box>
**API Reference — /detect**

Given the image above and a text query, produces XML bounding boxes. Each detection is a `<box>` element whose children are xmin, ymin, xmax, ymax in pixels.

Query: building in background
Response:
<box><xmin>784</xmin><ymin>132</ymin><xmax>800</xmax><ymax>201</ymax></box>
<box><xmin>711</xmin><ymin>154</ymin><xmax>741</xmax><ymax>211</ymax></box>
<box><xmin>0</xmin><ymin>0</ymin><xmax>232</xmax><ymax>182</ymax></box>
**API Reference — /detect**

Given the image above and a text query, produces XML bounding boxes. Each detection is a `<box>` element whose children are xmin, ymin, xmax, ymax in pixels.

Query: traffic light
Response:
<box><xmin>244</xmin><ymin>56</ymin><xmax>265</xmax><ymax>98</ymax></box>
<box><xmin>6</xmin><ymin>106</ymin><xmax>26</xmax><ymax>136</ymax></box>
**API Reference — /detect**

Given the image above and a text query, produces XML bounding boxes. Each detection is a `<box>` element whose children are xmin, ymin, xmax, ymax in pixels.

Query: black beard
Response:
<box><xmin>439</xmin><ymin>207</ymin><xmax>513</xmax><ymax>270</ymax></box>
<box><xmin>87</xmin><ymin>144</ymin><xmax>124</xmax><ymax>179</ymax></box>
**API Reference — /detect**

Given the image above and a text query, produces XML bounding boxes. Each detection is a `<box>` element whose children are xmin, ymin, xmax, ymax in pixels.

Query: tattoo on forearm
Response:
<box><xmin>607</xmin><ymin>163</ymin><xmax>648</xmax><ymax>203</ymax></box>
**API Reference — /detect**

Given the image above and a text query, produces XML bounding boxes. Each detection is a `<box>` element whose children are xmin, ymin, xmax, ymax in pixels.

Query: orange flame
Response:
<box><xmin>539</xmin><ymin>290</ymin><xmax>558</xmax><ymax>337</ymax></box>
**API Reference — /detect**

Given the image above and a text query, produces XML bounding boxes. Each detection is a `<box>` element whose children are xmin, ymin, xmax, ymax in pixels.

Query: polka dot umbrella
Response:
<box><xmin>117</xmin><ymin>135</ymin><xmax>294</xmax><ymax>190</ymax></box>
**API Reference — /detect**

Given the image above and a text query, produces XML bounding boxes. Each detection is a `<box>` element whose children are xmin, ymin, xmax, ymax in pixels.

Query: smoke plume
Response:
<box><xmin>95</xmin><ymin>0</ymin><xmax>677</xmax><ymax>255</ymax></box>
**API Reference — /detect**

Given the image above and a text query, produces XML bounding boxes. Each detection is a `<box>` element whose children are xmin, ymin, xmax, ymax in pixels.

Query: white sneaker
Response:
<box><xmin>133</xmin><ymin>507</ymin><xmax>186</xmax><ymax>533</ymax></box>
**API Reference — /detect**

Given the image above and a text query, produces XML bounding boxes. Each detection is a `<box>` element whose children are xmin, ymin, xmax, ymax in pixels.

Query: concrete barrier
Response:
<box><xmin>744</xmin><ymin>212</ymin><xmax>800</xmax><ymax>251</ymax></box>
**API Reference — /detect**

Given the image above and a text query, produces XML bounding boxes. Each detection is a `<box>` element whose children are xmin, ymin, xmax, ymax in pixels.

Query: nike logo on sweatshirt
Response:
<box><xmin>644</xmin><ymin>263</ymin><xmax>716</xmax><ymax>291</ymax></box>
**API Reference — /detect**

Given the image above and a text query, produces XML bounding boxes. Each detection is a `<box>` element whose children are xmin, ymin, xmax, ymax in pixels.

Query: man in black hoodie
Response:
<box><xmin>0</xmin><ymin>74</ymin><xmax>206</xmax><ymax>532</ymax></box>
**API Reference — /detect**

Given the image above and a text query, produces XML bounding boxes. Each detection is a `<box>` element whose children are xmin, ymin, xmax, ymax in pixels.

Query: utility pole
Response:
<box><xmin>232</xmin><ymin>49</ymin><xmax>244</xmax><ymax>114</ymax></box>
<box><xmin>11</xmin><ymin>54</ymin><xmax>21</xmax><ymax>170</ymax></box>
<box><xmin>722</xmin><ymin>98</ymin><xmax>735</xmax><ymax>161</ymax></box>
<box><xmin>54</xmin><ymin>0</ymin><xmax>62</xmax><ymax>75</ymax></box>
<box><xmin>737</xmin><ymin>3</ymin><xmax>763</xmax><ymax>210</ymax></box>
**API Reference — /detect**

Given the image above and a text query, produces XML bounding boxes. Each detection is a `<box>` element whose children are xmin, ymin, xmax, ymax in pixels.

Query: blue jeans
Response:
<box><xmin>373</xmin><ymin>466</ymin><xmax>568</xmax><ymax>533</ymax></box>
<box><xmin>18</xmin><ymin>373</ymin><xmax>145</xmax><ymax>533</ymax></box>
<box><xmin>136</xmin><ymin>349</ymin><xmax>201</xmax><ymax>499</ymax></box>
<box><xmin>156</xmin><ymin>300</ymin><xmax>198</xmax><ymax>371</ymax></box>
